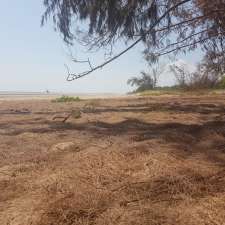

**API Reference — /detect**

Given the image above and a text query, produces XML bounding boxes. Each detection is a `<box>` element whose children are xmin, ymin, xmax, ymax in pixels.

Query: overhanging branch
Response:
<box><xmin>66</xmin><ymin>0</ymin><xmax>191</xmax><ymax>81</ymax></box>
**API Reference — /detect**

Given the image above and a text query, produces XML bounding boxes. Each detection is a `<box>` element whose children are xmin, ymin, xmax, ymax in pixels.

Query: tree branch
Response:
<box><xmin>66</xmin><ymin>0</ymin><xmax>191</xmax><ymax>81</ymax></box>
<box><xmin>157</xmin><ymin>32</ymin><xmax>225</xmax><ymax>57</ymax></box>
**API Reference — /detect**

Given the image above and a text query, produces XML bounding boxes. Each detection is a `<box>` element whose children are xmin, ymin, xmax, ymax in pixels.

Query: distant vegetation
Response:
<box><xmin>128</xmin><ymin>59</ymin><xmax>225</xmax><ymax>94</ymax></box>
<box><xmin>52</xmin><ymin>95</ymin><xmax>81</xmax><ymax>103</ymax></box>
<box><xmin>127</xmin><ymin>65</ymin><xmax>163</xmax><ymax>93</ymax></box>
<box><xmin>127</xmin><ymin>71</ymin><xmax>157</xmax><ymax>93</ymax></box>
<box><xmin>169</xmin><ymin>62</ymin><xmax>225</xmax><ymax>90</ymax></box>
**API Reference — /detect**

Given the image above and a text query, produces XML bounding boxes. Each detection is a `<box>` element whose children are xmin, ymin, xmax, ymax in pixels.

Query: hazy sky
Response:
<box><xmin>0</xmin><ymin>1</ymin><xmax>203</xmax><ymax>93</ymax></box>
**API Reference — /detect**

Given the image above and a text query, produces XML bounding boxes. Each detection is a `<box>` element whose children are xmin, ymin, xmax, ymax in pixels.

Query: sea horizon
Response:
<box><xmin>0</xmin><ymin>91</ymin><xmax>127</xmax><ymax>100</ymax></box>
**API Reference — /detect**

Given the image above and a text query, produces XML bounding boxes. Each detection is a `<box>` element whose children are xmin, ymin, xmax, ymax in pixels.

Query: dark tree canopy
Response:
<box><xmin>42</xmin><ymin>0</ymin><xmax>225</xmax><ymax>80</ymax></box>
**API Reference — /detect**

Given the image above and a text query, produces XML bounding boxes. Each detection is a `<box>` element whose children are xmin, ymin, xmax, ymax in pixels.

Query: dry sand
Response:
<box><xmin>1</xmin><ymin>93</ymin><xmax>225</xmax><ymax>225</ymax></box>
<box><xmin>0</xmin><ymin>92</ymin><xmax>126</xmax><ymax>101</ymax></box>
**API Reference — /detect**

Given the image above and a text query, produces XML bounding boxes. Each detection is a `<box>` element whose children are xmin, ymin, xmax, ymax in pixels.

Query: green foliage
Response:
<box><xmin>42</xmin><ymin>0</ymin><xmax>225</xmax><ymax>83</ymax></box>
<box><xmin>52</xmin><ymin>95</ymin><xmax>81</xmax><ymax>103</ymax></box>
<box><xmin>40</xmin><ymin>0</ymin><xmax>225</xmax><ymax>88</ymax></box>
<box><xmin>42</xmin><ymin>0</ymin><xmax>224</xmax><ymax>55</ymax></box>
<box><xmin>42</xmin><ymin>0</ymin><xmax>160</xmax><ymax>45</ymax></box>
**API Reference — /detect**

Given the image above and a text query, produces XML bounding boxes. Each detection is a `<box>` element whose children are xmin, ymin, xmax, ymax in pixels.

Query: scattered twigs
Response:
<box><xmin>52</xmin><ymin>113</ymin><xmax>72</xmax><ymax>123</ymax></box>
<box><xmin>120</xmin><ymin>196</ymin><xmax>182</xmax><ymax>207</ymax></box>
<box><xmin>52</xmin><ymin>108</ymin><xmax>83</xmax><ymax>123</ymax></box>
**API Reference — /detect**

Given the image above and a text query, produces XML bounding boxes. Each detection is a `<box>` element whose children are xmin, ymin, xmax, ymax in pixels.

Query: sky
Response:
<box><xmin>0</xmin><ymin>1</ymin><xmax>203</xmax><ymax>93</ymax></box>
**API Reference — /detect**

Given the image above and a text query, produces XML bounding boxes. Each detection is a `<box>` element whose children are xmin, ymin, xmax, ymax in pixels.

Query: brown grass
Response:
<box><xmin>1</xmin><ymin>94</ymin><xmax>225</xmax><ymax>225</ymax></box>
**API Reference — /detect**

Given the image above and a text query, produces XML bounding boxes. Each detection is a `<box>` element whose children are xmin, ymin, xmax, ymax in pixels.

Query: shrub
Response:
<box><xmin>82</xmin><ymin>100</ymin><xmax>100</xmax><ymax>113</ymax></box>
<box><xmin>52</xmin><ymin>95</ymin><xmax>81</xmax><ymax>103</ymax></box>
<box><xmin>170</xmin><ymin>62</ymin><xmax>224</xmax><ymax>90</ymax></box>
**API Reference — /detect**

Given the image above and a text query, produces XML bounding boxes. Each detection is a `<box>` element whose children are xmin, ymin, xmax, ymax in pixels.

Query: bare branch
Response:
<box><xmin>156</xmin><ymin>32</ymin><xmax>225</xmax><ymax>57</ymax></box>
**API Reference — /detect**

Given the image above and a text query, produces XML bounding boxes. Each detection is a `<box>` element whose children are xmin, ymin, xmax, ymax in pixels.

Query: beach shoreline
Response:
<box><xmin>0</xmin><ymin>92</ymin><xmax>127</xmax><ymax>100</ymax></box>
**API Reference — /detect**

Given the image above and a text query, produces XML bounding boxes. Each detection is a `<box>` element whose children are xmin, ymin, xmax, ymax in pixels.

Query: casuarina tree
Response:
<box><xmin>42</xmin><ymin>0</ymin><xmax>225</xmax><ymax>80</ymax></box>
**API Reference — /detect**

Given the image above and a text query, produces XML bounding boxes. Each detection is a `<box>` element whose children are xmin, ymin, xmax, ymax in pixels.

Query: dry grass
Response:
<box><xmin>1</xmin><ymin>94</ymin><xmax>225</xmax><ymax>225</ymax></box>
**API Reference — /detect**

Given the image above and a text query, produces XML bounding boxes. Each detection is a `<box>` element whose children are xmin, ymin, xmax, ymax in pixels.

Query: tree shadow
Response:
<box><xmin>120</xmin><ymin>167</ymin><xmax>225</xmax><ymax>207</ymax></box>
<box><xmin>81</xmin><ymin>102</ymin><xmax>225</xmax><ymax>114</ymax></box>
<box><xmin>1</xmin><ymin>100</ymin><xmax>225</xmax><ymax>167</ymax></box>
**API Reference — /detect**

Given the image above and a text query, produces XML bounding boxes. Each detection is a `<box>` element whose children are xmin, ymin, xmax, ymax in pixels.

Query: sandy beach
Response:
<box><xmin>0</xmin><ymin>92</ymin><xmax>127</xmax><ymax>101</ymax></box>
<box><xmin>1</xmin><ymin>93</ymin><xmax>225</xmax><ymax>225</ymax></box>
